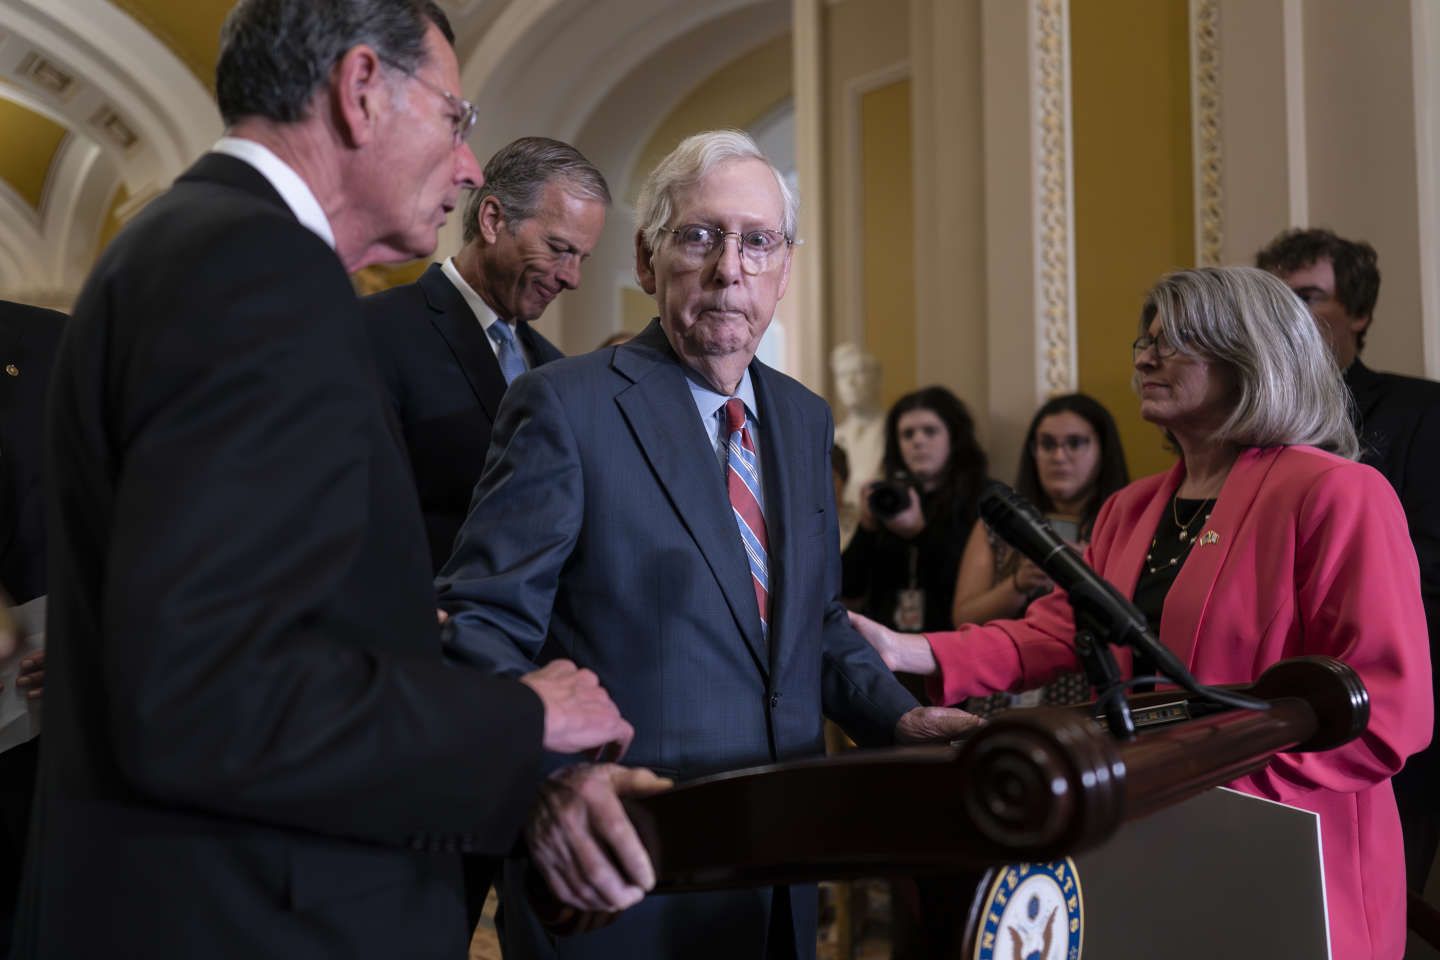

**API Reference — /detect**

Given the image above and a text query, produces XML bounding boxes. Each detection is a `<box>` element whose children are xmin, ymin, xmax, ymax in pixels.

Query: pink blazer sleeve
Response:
<box><xmin>1239</xmin><ymin>465</ymin><xmax>1432</xmax><ymax>800</ymax></box>
<box><xmin>921</xmin><ymin>493</ymin><xmax>1133</xmax><ymax>705</ymax></box>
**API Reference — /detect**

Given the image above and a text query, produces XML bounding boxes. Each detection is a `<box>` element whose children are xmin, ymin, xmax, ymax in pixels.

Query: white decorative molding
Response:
<box><xmin>0</xmin><ymin>181</ymin><xmax>45</xmax><ymax>275</ymax></box>
<box><xmin>1191</xmin><ymin>0</ymin><xmax>1222</xmax><ymax>266</ymax></box>
<box><xmin>0</xmin><ymin>131</ymin><xmax>116</xmax><ymax>304</ymax></box>
<box><xmin>1031</xmin><ymin>0</ymin><xmax>1076</xmax><ymax>396</ymax></box>
<box><xmin>1282</xmin><ymin>0</ymin><xmax>1308</xmax><ymax>227</ymax></box>
<box><xmin>791</xmin><ymin>0</ymin><xmax>825</xmax><ymax>392</ymax></box>
<box><xmin>0</xmin><ymin>0</ymin><xmax>220</xmax><ymax>297</ymax></box>
<box><xmin>46</xmin><ymin>134</ymin><xmax>113</xmax><ymax>291</ymax></box>
<box><xmin>1413</xmin><ymin>0</ymin><xmax>1440</xmax><ymax>379</ymax></box>
<box><xmin>0</xmin><ymin>0</ymin><xmax>219</xmax><ymax>180</ymax></box>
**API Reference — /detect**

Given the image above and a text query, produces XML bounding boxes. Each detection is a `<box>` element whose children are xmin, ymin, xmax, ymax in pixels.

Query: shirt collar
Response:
<box><xmin>439</xmin><ymin>257</ymin><xmax>506</xmax><ymax>332</ymax></box>
<box><xmin>686</xmin><ymin>366</ymin><xmax>760</xmax><ymax>426</ymax></box>
<box><xmin>211</xmin><ymin>137</ymin><xmax>335</xmax><ymax>250</ymax></box>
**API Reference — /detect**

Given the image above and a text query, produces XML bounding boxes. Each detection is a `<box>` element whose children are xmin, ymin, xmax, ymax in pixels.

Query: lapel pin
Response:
<box><xmin>1196</xmin><ymin>529</ymin><xmax>1220</xmax><ymax>546</ymax></box>
<box><xmin>4</xmin><ymin>363</ymin><xmax>17</xmax><ymax>377</ymax></box>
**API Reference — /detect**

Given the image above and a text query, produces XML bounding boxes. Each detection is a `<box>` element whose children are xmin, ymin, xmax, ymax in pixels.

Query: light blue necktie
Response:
<box><xmin>488</xmin><ymin>320</ymin><xmax>526</xmax><ymax>385</ymax></box>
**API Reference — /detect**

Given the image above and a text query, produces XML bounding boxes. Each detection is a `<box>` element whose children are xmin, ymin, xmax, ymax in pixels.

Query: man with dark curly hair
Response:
<box><xmin>1259</xmin><ymin>227</ymin><xmax>1440</xmax><ymax>894</ymax></box>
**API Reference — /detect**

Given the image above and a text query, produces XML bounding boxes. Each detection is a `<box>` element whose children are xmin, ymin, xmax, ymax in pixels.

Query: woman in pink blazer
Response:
<box><xmin>854</xmin><ymin>267</ymin><xmax>1432</xmax><ymax>960</ymax></box>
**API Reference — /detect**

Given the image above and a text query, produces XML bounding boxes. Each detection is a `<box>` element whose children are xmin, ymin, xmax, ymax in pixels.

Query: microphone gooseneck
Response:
<box><xmin>978</xmin><ymin>480</ymin><xmax>1268</xmax><ymax>715</ymax></box>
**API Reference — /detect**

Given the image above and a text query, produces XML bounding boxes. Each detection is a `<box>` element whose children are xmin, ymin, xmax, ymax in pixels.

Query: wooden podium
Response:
<box><xmin>542</xmin><ymin>656</ymin><xmax>1362</xmax><ymax>958</ymax></box>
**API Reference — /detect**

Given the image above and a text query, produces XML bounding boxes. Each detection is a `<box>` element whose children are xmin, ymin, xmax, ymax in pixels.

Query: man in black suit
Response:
<box><xmin>13</xmin><ymin>3</ymin><xmax>649</xmax><ymax>958</ymax></box>
<box><xmin>1260</xmin><ymin>228</ymin><xmax>1440</xmax><ymax>892</ymax></box>
<box><xmin>363</xmin><ymin>137</ymin><xmax>608</xmax><ymax>571</ymax></box>
<box><xmin>0</xmin><ymin>299</ymin><xmax>63</xmax><ymax>957</ymax></box>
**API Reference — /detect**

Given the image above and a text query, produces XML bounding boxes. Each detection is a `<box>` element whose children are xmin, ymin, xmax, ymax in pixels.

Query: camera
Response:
<box><xmin>867</xmin><ymin>473</ymin><xmax>916</xmax><ymax>519</ymax></box>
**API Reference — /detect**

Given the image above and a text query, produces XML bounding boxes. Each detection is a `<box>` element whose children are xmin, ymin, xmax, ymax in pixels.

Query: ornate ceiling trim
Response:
<box><xmin>0</xmin><ymin>0</ymin><xmax>218</xmax><ymax>301</ymax></box>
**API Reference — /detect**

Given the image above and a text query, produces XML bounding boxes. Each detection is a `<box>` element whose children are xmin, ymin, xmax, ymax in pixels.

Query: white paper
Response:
<box><xmin>0</xmin><ymin>595</ymin><xmax>45</xmax><ymax>753</ymax></box>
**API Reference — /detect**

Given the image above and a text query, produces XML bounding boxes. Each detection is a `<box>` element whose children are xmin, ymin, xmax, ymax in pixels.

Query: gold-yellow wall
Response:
<box><xmin>109</xmin><ymin>0</ymin><xmax>230</xmax><ymax>91</ymax></box>
<box><xmin>1072</xmin><ymin>0</ymin><xmax>1194</xmax><ymax>479</ymax></box>
<box><xmin>860</xmin><ymin>79</ymin><xmax>915</xmax><ymax>410</ymax></box>
<box><xmin>0</xmin><ymin>99</ymin><xmax>68</xmax><ymax>212</ymax></box>
<box><xmin>824</xmin><ymin>0</ymin><xmax>914</xmax><ymax>405</ymax></box>
<box><xmin>627</xmin><ymin>34</ymin><xmax>792</xmax><ymax>208</ymax></box>
<box><xmin>620</xmin><ymin>286</ymin><xmax>656</xmax><ymax>336</ymax></box>
<box><xmin>619</xmin><ymin>34</ymin><xmax>794</xmax><ymax>333</ymax></box>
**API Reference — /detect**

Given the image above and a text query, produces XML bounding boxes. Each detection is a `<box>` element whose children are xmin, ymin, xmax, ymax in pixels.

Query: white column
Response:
<box><xmin>791</xmin><ymin>0</ymin><xmax>827</xmax><ymax>392</ymax></box>
<box><xmin>980</xmin><ymin>0</ymin><xmax>1075</xmax><ymax>482</ymax></box>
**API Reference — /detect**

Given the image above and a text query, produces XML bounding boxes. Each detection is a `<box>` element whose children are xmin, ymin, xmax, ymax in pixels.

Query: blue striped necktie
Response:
<box><xmin>488</xmin><ymin>320</ymin><xmax>526</xmax><ymax>385</ymax></box>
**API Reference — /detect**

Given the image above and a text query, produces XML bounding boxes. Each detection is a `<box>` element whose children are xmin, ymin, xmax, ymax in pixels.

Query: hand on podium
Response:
<box><xmin>526</xmin><ymin>763</ymin><xmax>673</xmax><ymax>920</ymax></box>
<box><xmin>894</xmin><ymin>705</ymin><xmax>984</xmax><ymax>743</ymax></box>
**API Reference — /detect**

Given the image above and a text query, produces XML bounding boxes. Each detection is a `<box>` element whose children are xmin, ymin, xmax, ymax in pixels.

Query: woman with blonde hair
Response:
<box><xmin>854</xmin><ymin>267</ymin><xmax>1430</xmax><ymax>960</ymax></box>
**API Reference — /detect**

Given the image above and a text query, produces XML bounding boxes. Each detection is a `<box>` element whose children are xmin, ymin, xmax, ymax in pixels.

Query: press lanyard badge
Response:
<box><xmin>893</xmin><ymin>547</ymin><xmax>924</xmax><ymax>631</ymax></box>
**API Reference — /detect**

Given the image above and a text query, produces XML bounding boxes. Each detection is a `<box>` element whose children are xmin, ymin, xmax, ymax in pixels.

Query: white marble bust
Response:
<box><xmin>830</xmin><ymin>343</ymin><xmax>885</xmax><ymax>546</ymax></box>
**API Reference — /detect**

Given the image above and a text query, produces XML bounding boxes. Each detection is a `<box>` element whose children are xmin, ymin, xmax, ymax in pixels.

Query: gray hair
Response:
<box><xmin>635</xmin><ymin>130</ymin><xmax>797</xmax><ymax>253</ymax></box>
<box><xmin>461</xmin><ymin>137</ymin><xmax>611</xmax><ymax>246</ymax></box>
<box><xmin>216</xmin><ymin>0</ymin><xmax>452</xmax><ymax>126</ymax></box>
<box><xmin>1136</xmin><ymin>266</ymin><xmax>1358</xmax><ymax>459</ymax></box>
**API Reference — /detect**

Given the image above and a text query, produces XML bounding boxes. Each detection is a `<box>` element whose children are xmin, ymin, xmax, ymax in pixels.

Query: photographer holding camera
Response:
<box><xmin>838</xmin><ymin>385</ymin><xmax>987</xmax><ymax>957</ymax></box>
<box><xmin>842</xmin><ymin>386</ymin><xmax>988</xmax><ymax>656</ymax></box>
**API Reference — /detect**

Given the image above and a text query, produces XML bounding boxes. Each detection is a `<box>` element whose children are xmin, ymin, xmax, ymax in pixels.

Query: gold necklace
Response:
<box><xmin>1145</xmin><ymin>496</ymin><xmax>1215</xmax><ymax>574</ymax></box>
<box><xmin>1171</xmin><ymin>495</ymin><xmax>1213</xmax><ymax>543</ymax></box>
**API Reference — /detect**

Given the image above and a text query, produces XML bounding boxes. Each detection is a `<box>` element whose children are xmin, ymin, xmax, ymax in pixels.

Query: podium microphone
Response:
<box><xmin>978</xmin><ymin>480</ymin><xmax>1267</xmax><ymax>711</ymax></box>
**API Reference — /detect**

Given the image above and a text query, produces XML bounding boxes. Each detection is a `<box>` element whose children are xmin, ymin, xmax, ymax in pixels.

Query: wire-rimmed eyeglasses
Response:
<box><xmin>379</xmin><ymin>56</ymin><xmax>478</xmax><ymax>147</ymax></box>
<box><xmin>663</xmin><ymin>223</ymin><xmax>795</xmax><ymax>275</ymax></box>
<box><xmin>1131</xmin><ymin>330</ymin><xmax>1183</xmax><ymax>362</ymax></box>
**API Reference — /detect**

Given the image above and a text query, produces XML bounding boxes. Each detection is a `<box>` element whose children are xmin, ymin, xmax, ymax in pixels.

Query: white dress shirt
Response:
<box><xmin>210</xmin><ymin>137</ymin><xmax>335</xmax><ymax>251</ymax></box>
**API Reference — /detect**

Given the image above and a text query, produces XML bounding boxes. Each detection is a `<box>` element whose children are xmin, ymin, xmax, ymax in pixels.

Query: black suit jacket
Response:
<box><xmin>362</xmin><ymin>263</ymin><xmax>564</xmax><ymax>571</ymax></box>
<box><xmin>0</xmin><ymin>300</ymin><xmax>63</xmax><ymax>957</ymax></box>
<box><xmin>1347</xmin><ymin>359</ymin><xmax>1440</xmax><ymax>793</ymax></box>
<box><xmin>0</xmin><ymin>301</ymin><xmax>64</xmax><ymax>605</ymax></box>
<box><xmin>14</xmin><ymin>154</ymin><xmax>545</xmax><ymax>959</ymax></box>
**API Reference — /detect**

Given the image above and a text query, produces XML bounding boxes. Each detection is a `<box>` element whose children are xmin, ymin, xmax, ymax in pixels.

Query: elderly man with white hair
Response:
<box><xmin>437</xmin><ymin>129</ymin><xmax>981</xmax><ymax>959</ymax></box>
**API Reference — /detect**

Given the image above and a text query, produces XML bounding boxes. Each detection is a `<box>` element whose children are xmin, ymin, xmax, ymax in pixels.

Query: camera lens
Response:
<box><xmin>868</xmin><ymin>480</ymin><xmax>911</xmax><ymax>519</ymax></box>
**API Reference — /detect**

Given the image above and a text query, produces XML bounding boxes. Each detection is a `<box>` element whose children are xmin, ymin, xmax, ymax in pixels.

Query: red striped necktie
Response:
<box><xmin>724</xmin><ymin>397</ymin><xmax>770</xmax><ymax>632</ymax></box>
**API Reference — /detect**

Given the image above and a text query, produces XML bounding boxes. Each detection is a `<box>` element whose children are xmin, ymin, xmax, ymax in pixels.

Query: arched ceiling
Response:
<box><xmin>0</xmin><ymin>0</ymin><xmax>788</xmax><ymax>308</ymax></box>
<box><xmin>108</xmin><ymin>0</ymin><xmax>231</xmax><ymax>91</ymax></box>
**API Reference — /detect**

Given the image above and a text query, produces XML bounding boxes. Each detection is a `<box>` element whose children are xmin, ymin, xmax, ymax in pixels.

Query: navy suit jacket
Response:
<box><xmin>16</xmin><ymin>154</ymin><xmax>545</xmax><ymax>959</ymax></box>
<box><xmin>362</xmin><ymin>263</ymin><xmax>563</xmax><ymax>571</ymax></box>
<box><xmin>437</xmin><ymin>320</ymin><xmax>917</xmax><ymax>959</ymax></box>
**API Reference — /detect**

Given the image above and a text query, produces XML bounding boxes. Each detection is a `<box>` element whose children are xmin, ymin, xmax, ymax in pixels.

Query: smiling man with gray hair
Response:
<box><xmin>437</xmin><ymin>129</ymin><xmax>981</xmax><ymax>959</ymax></box>
<box><xmin>364</xmin><ymin>137</ymin><xmax>609</xmax><ymax>575</ymax></box>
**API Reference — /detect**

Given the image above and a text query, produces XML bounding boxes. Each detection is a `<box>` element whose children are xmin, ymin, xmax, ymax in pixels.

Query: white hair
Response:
<box><xmin>634</xmin><ymin>129</ymin><xmax>797</xmax><ymax>252</ymax></box>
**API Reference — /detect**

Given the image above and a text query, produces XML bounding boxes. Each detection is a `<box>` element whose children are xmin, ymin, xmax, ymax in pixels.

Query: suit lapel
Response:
<box><xmin>1159</xmin><ymin>447</ymin><xmax>1281</xmax><ymax>670</ymax></box>
<box><xmin>419</xmin><ymin>264</ymin><xmax>507</xmax><ymax>421</ymax></box>
<box><xmin>752</xmin><ymin>364</ymin><xmax>801</xmax><ymax>678</ymax></box>
<box><xmin>613</xmin><ymin>323</ymin><xmax>769</xmax><ymax>675</ymax></box>
<box><xmin>517</xmin><ymin>321</ymin><xmax>562</xmax><ymax>366</ymax></box>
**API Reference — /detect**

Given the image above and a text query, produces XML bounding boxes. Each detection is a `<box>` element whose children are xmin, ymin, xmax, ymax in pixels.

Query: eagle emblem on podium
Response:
<box><xmin>972</xmin><ymin>858</ymin><xmax>1084</xmax><ymax>960</ymax></box>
